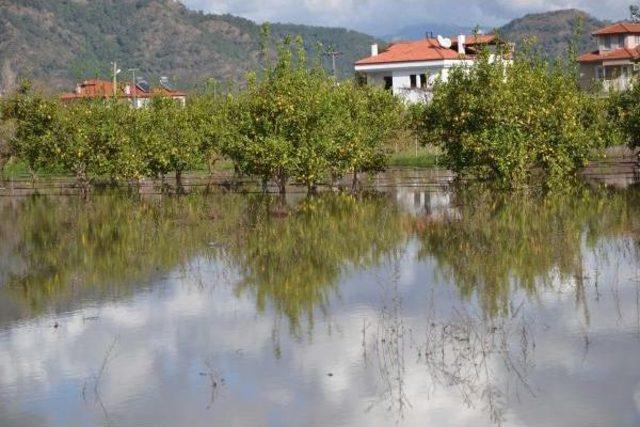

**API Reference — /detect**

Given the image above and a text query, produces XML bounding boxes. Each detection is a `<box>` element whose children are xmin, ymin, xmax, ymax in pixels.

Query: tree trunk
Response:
<box><xmin>175</xmin><ymin>170</ymin><xmax>184</xmax><ymax>194</ymax></box>
<box><xmin>77</xmin><ymin>171</ymin><xmax>90</xmax><ymax>200</ymax></box>
<box><xmin>277</xmin><ymin>173</ymin><xmax>287</xmax><ymax>196</ymax></box>
<box><xmin>351</xmin><ymin>170</ymin><xmax>359</xmax><ymax>194</ymax></box>
<box><xmin>307</xmin><ymin>181</ymin><xmax>318</xmax><ymax>195</ymax></box>
<box><xmin>207</xmin><ymin>154</ymin><xmax>218</xmax><ymax>179</ymax></box>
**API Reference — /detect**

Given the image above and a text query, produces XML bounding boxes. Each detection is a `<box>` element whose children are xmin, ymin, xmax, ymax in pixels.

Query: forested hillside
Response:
<box><xmin>498</xmin><ymin>9</ymin><xmax>606</xmax><ymax>58</ymax></box>
<box><xmin>0</xmin><ymin>0</ymin><xmax>378</xmax><ymax>92</ymax></box>
<box><xmin>0</xmin><ymin>2</ymin><xmax>617</xmax><ymax>94</ymax></box>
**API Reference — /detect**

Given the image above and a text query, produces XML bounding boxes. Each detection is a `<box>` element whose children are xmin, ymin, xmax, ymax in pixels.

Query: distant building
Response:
<box><xmin>354</xmin><ymin>34</ymin><xmax>511</xmax><ymax>103</ymax></box>
<box><xmin>60</xmin><ymin>79</ymin><xmax>187</xmax><ymax>108</ymax></box>
<box><xmin>578</xmin><ymin>22</ymin><xmax>640</xmax><ymax>92</ymax></box>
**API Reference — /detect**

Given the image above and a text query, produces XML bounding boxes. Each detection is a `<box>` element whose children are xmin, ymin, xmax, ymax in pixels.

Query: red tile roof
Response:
<box><xmin>356</xmin><ymin>34</ymin><xmax>505</xmax><ymax>66</ymax></box>
<box><xmin>60</xmin><ymin>79</ymin><xmax>186</xmax><ymax>101</ymax></box>
<box><xmin>356</xmin><ymin>39</ymin><xmax>463</xmax><ymax>65</ymax></box>
<box><xmin>593</xmin><ymin>22</ymin><xmax>640</xmax><ymax>35</ymax></box>
<box><xmin>578</xmin><ymin>47</ymin><xmax>640</xmax><ymax>63</ymax></box>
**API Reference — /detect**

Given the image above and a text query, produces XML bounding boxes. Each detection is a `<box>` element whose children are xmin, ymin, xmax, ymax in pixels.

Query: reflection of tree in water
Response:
<box><xmin>371</xmin><ymin>183</ymin><xmax>640</xmax><ymax>426</ymax></box>
<box><xmin>420</xmin><ymin>297</ymin><xmax>536</xmax><ymax>426</ymax></box>
<box><xmin>416</xmin><ymin>184</ymin><xmax>640</xmax><ymax>317</ymax></box>
<box><xmin>370</xmin><ymin>265</ymin><xmax>538</xmax><ymax>426</ymax></box>
<box><xmin>370</xmin><ymin>248</ymin><xmax>411</xmax><ymax>423</ymax></box>
<box><xmin>0</xmin><ymin>193</ymin><xmax>248</xmax><ymax>315</ymax></box>
<box><xmin>0</xmin><ymin>192</ymin><xmax>408</xmax><ymax>335</ymax></box>
<box><xmin>229</xmin><ymin>193</ymin><xmax>406</xmax><ymax>337</ymax></box>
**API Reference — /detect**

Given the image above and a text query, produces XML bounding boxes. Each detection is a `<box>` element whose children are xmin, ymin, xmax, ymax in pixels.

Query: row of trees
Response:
<box><xmin>2</xmin><ymin>32</ymin><xmax>639</xmax><ymax>192</ymax></box>
<box><xmin>0</xmin><ymin>35</ymin><xmax>403</xmax><ymax>195</ymax></box>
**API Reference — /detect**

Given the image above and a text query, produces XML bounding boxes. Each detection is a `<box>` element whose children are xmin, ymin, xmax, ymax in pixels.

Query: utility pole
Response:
<box><xmin>323</xmin><ymin>50</ymin><xmax>343</xmax><ymax>78</ymax></box>
<box><xmin>129</xmin><ymin>68</ymin><xmax>138</xmax><ymax>107</ymax></box>
<box><xmin>111</xmin><ymin>61</ymin><xmax>121</xmax><ymax>98</ymax></box>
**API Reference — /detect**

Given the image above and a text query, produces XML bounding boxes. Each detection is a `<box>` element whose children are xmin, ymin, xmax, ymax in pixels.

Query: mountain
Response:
<box><xmin>0</xmin><ymin>3</ymin><xmax>616</xmax><ymax>94</ymax></box>
<box><xmin>0</xmin><ymin>0</ymin><xmax>379</xmax><ymax>93</ymax></box>
<box><xmin>382</xmin><ymin>23</ymin><xmax>473</xmax><ymax>42</ymax></box>
<box><xmin>498</xmin><ymin>9</ymin><xmax>607</xmax><ymax>59</ymax></box>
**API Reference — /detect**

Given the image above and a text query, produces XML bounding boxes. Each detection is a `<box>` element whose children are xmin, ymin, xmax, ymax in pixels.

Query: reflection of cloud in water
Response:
<box><xmin>2</xmin><ymin>187</ymin><xmax>640</xmax><ymax>426</ymax></box>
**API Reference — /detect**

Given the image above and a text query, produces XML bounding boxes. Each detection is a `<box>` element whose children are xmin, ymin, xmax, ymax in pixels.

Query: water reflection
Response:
<box><xmin>415</xmin><ymin>184</ymin><xmax>640</xmax><ymax>317</ymax></box>
<box><xmin>1</xmin><ymin>181</ymin><xmax>640</xmax><ymax>426</ymax></box>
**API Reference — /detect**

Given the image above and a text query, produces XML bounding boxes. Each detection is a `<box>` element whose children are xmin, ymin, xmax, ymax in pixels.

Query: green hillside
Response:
<box><xmin>498</xmin><ymin>9</ymin><xmax>607</xmax><ymax>59</ymax></box>
<box><xmin>0</xmin><ymin>0</ymin><xmax>378</xmax><ymax>93</ymax></box>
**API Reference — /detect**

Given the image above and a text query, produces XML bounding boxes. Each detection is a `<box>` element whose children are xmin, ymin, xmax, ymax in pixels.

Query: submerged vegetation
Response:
<box><xmin>0</xmin><ymin>32</ymin><xmax>403</xmax><ymax>195</ymax></box>
<box><xmin>0</xmin><ymin>28</ymin><xmax>638</xmax><ymax>191</ymax></box>
<box><xmin>418</xmin><ymin>47</ymin><xmax>624</xmax><ymax>187</ymax></box>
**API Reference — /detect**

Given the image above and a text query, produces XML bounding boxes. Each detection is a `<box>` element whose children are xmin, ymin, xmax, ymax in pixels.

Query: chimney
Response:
<box><xmin>371</xmin><ymin>44</ymin><xmax>379</xmax><ymax>57</ymax></box>
<box><xmin>457</xmin><ymin>35</ymin><xmax>466</xmax><ymax>55</ymax></box>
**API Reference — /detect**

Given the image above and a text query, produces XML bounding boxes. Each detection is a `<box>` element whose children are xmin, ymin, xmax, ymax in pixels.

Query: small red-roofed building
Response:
<box><xmin>354</xmin><ymin>33</ymin><xmax>511</xmax><ymax>103</ymax></box>
<box><xmin>578</xmin><ymin>22</ymin><xmax>640</xmax><ymax>91</ymax></box>
<box><xmin>60</xmin><ymin>79</ymin><xmax>187</xmax><ymax>108</ymax></box>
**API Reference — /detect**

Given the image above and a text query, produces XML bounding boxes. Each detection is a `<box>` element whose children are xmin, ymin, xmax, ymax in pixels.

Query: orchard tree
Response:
<box><xmin>331</xmin><ymin>82</ymin><xmax>403</xmax><ymax>191</ymax></box>
<box><xmin>225</xmin><ymin>36</ymin><xmax>339</xmax><ymax>194</ymax></box>
<box><xmin>48</xmin><ymin>100</ymin><xmax>142</xmax><ymax>196</ymax></box>
<box><xmin>187</xmin><ymin>88</ymin><xmax>231</xmax><ymax>177</ymax></box>
<box><xmin>2</xmin><ymin>81</ymin><xmax>59</xmax><ymax>178</ymax></box>
<box><xmin>140</xmin><ymin>96</ymin><xmax>202</xmax><ymax>190</ymax></box>
<box><xmin>420</xmin><ymin>48</ymin><xmax>612</xmax><ymax>187</ymax></box>
<box><xmin>614</xmin><ymin>81</ymin><xmax>640</xmax><ymax>147</ymax></box>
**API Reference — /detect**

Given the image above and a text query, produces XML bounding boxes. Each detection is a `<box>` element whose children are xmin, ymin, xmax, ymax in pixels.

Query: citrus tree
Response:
<box><xmin>225</xmin><ymin>36</ymin><xmax>340</xmax><ymax>194</ymax></box>
<box><xmin>2</xmin><ymin>81</ymin><xmax>59</xmax><ymax>178</ymax></box>
<box><xmin>331</xmin><ymin>81</ymin><xmax>403</xmax><ymax>190</ymax></box>
<box><xmin>139</xmin><ymin>96</ymin><xmax>202</xmax><ymax>189</ymax></box>
<box><xmin>420</xmin><ymin>49</ymin><xmax>612</xmax><ymax>187</ymax></box>
<box><xmin>47</xmin><ymin>100</ymin><xmax>142</xmax><ymax>194</ymax></box>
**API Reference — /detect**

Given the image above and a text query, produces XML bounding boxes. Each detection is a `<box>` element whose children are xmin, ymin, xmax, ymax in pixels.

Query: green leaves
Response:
<box><xmin>3</xmin><ymin>39</ymin><xmax>404</xmax><ymax>195</ymax></box>
<box><xmin>419</xmin><ymin>51</ymin><xmax>613</xmax><ymax>187</ymax></box>
<box><xmin>225</xmin><ymin>36</ymin><xmax>403</xmax><ymax>193</ymax></box>
<box><xmin>611</xmin><ymin>79</ymin><xmax>640</xmax><ymax>148</ymax></box>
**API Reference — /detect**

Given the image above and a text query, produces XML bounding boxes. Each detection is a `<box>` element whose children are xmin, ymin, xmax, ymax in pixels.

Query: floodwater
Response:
<box><xmin>1</xmin><ymin>171</ymin><xmax>640</xmax><ymax>427</ymax></box>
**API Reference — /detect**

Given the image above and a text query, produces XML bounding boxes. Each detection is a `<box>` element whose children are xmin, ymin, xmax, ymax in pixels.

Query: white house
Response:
<box><xmin>355</xmin><ymin>34</ymin><xmax>509</xmax><ymax>103</ymax></box>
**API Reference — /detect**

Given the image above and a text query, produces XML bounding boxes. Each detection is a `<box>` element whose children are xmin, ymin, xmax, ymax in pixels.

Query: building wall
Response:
<box><xmin>361</xmin><ymin>64</ymin><xmax>456</xmax><ymax>103</ymax></box>
<box><xmin>579</xmin><ymin>62</ymin><xmax>637</xmax><ymax>91</ymax></box>
<box><xmin>597</xmin><ymin>34</ymin><xmax>640</xmax><ymax>51</ymax></box>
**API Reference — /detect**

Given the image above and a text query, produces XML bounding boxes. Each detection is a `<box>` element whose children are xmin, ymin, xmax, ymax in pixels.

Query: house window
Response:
<box><xmin>410</xmin><ymin>74</ymin><xmax>417</xmax><ymax>88</ymax></box>
<box><xmin>595</xmin><ymin>66</ymin><xmax>604</xmax><ymax>80</ymax></box>
<box><xmin>604</xmin><ymin>36</ymin><xmax>611</xmax><ymax>50</ymax></box>
<box><xmin>420</xmin><ymin>74</ymin><xmax>428</xmax><ymax>87</ymax></box>
<box><xmin>618</xmin><ymin>35</ymin><xmax>625</xmax><ymax>48</ymax></box>
<box><xmin>383</xmin><ymin>76</ymin><xmax>393</xmax><ymax>91</ymax></box>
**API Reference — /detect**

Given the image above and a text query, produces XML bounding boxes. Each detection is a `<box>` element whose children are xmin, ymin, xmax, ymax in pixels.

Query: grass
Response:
<box><xmin>1</xmin><ymin>146</ymin><xmax>442</xmax><ymax>181</ymax></box>
<box><xmin>2</xmin><ymin>160</ymin><xmax>32</xmax><ymax>179</ymax></box>
<box><xmin>0</xmin><ymin>158</ymin><xmax>236</xmax><ymax>181</ymax></box>
<box><xmin>1</xmin><ymin>159</ymin><xmax>67</xmax><ymax>179</ymax></box>
<box><xmin>388</xmin><ymin>145</ymin><xmax>442</xmax><ymax>168</ymax></box>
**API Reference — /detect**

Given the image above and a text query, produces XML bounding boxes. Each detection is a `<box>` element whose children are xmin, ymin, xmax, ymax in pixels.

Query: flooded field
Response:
<box><xmin>1</xmin><ymin>170</ymin><xmax>640</xmax><ymax>426</ymax></box>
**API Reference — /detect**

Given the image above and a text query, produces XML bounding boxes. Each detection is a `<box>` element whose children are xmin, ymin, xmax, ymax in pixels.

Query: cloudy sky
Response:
<box><xmin>182</xmin><ymin>0</ymin><xmax>633</xmax><ymax>35</ymax></box>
